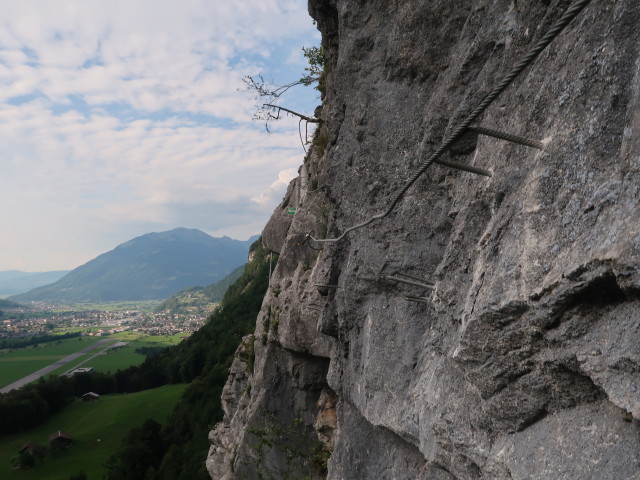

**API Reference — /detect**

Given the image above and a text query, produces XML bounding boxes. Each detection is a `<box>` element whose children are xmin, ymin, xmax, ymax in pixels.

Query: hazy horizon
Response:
<box><xmin>1</xmin><ymin>227</ymin><xmax>260</xmax><ymax>272</ymax></box>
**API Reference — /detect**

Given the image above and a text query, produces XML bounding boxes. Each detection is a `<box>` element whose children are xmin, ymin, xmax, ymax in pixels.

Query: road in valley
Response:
<box><xmin>0</xmin><ymin>338</ymin><xmax>111</xmax><ymax>394</ymax></box>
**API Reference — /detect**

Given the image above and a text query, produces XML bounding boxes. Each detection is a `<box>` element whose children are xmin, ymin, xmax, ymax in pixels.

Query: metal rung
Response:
<box><xmin>385</xmin><ymin>275</ymin><xmax>435</xmax><ymax>290</ymax></box>
<box><xmin>470</xmin><ymin>125</ymin><xmax>544</xmax><ymax>150</ymax></box>
<box><xmin>308</xmin><ymin>305</ymin><xmax>324</xmax><ymax>312</ymax></box>
<box><xmin>394</xmin><ymin>272</ymin><xmax>435</xmax><ymax>286</ymax></box>
<box><xmin>403</xmin><ymin>295</ymin><xmax>430</xmax><ymax>304</ymax></box>
<box><xmin>314</xmin><ymin>284</ymin><xmax>339</xmax><ymax>289</ymax></box>
<box><xmin>434</xmin><ymin>158</ymin><xmax>492</xmax><ymax>177</ymax></box>
<box><xmin>357</xmin><ymin>275</ymin><xmax>378</xmax><ymax>282</ymax></box>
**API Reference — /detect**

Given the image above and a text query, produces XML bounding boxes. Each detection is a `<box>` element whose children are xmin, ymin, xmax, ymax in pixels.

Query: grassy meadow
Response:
<box><xmin>0</xmin><ymin>383</ymin><xmax>187</xmax><ymax>480</ymax></box>
<box><xmin>0</xmin><ymin>337</ymin><xmax>105</xmax><ymax>388</ymax></box>
<box><xmin>80</xmin><ymin>333</ymin><xmax>188</xmax><ymax>374</ymax></box>
<box><xmin>0</xmin><ymin>332</ymin><xmax>189</xmax><ymax>389</ymax></box>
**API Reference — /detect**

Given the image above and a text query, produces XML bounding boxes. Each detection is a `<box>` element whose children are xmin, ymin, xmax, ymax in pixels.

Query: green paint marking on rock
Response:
<box><xmin>287</xmin><ymin>208</ymin><xmax>297</xmax><ymax>215</ymax></box>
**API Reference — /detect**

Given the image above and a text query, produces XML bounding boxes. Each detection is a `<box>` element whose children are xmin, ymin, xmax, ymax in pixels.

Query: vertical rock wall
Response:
<box><xmin>208</xmin><ymin>0</ymin><xmax>640</xmax><ymax>478</ymax></box>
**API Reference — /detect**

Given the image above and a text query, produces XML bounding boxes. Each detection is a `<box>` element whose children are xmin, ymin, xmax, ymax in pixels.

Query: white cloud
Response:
<box><xmin>0</xmin><ymin>0</ymin><xmax>320</xmax><ymax>270</ymax></box>
<box><xmin>0</xmin><ymin>0</ymin><xmax>317</xmax><ymax>113</ymax></box>
<box><xmin>251</xmin><ymin>167</ymin><xmax>298</xmax><ymax>206</ymax></box>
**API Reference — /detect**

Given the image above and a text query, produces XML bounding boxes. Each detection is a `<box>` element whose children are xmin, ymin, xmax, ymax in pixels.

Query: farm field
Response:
<box><xmin>0</xmin><ymin>333</ymin><xmax>189</xmax><ymax>389</ymax></box>
<box><xmin>79</xmin><ymin>333</ymin><xmax>188</xmax><ymax>374</ymax></box>
<box><xmin>0</xmin><ymin>337</ymin><xmax>105</xmax><ymax>388</ymax></box>
<box><xmin>0</xmin><ymin>383</ymin><xmax>187</xmax><ymax>480</ymax></box>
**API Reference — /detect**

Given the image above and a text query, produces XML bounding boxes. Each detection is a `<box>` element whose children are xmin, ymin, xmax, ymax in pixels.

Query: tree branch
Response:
<box><xmin>263</xmin><ymin>104</ymin><xmax>321</xmax><ymax>124</ymax></box>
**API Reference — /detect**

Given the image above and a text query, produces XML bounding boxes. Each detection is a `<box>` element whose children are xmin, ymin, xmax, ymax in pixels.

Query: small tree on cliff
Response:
<box><xmin>243</xmin><ymin>45</ymin><xmax>326</xmax><ymax>137</ymax></box>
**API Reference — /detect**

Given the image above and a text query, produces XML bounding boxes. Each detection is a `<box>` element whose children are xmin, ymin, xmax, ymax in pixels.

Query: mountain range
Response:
<box><xmin>10</xmin><ymin>228</ymin><xmax>257</xmax><ymax>303</ymax></box>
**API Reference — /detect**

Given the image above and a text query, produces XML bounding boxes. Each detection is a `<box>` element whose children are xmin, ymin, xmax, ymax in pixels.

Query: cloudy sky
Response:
<box><xmin>0</xmin><ymin>0</ymin><xmax>320</xmax><ymax>271</ymax></box>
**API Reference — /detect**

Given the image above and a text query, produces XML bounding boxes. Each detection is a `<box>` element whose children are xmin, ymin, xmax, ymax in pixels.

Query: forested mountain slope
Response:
<box><xmin>155</xmin><ymin>264</ymin><xmax>246</xmax><ymax>314</ymax></box>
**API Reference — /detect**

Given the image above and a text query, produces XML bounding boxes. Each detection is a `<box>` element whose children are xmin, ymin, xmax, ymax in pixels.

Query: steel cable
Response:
<box><xmin>308</xmin><ymin>0</ymin><xmax>591</xmax><ymax>246</ymax></box>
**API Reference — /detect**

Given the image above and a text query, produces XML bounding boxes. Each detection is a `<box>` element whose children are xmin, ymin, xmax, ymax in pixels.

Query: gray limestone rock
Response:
<box><xmin>208</xmin><ymin>0</ymin><xmax>640</xmax><ymax>478</ymax></box>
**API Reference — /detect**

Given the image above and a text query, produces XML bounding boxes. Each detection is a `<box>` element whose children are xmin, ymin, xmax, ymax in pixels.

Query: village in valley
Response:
<box><xmin>0</xmin><ymin>300</ymin><xmax>214</xmax><ymax>339</ymax></box>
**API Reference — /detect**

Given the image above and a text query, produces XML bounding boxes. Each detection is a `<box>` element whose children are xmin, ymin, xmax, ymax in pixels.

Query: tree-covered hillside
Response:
<box><xmin>154</xmin><ymin>264</ymin><xmax>246</xmax><ymax>314</ymax></box>
<box><xmin>0</xmin><ymin>299</ymin><xmax>21</xmax><ymax>309</ymax></box>
<box><xmin>0</xmin><ymin>299</ymin><xmax>21</xmax><ymax>319</ymax></box>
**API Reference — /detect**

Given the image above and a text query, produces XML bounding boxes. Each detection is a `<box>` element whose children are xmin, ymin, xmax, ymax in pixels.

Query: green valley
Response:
<box><xmin>0</xmin><ymin>384</ymin><xmax>187</xmax><ymax>480</ymax></box>
<box><xmin>0</xmin><ymin>238</ymin><xmax>271</xmax><ymax>479</ymax></box>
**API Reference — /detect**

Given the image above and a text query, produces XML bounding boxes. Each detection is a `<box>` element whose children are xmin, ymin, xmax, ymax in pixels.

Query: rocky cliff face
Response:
<box><xmin>207</xmin><ymin>0</ymin><xmax>640</xmax><ymax>478</ymax></box>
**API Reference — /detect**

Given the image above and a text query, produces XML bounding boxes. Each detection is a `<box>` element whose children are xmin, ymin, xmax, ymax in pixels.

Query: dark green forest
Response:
<box><xmin>0</xmin><ymin>238</ymin><xmax>272</xmax><ymax>479</ymax></box>
<box><xmin>0</xmin><ymin>298</ymin><xmax>21</xmax><ymax>319</ymax></box>
<box><xmin>0</xmin><ymin>332</ymin><xmax>81</xmax><ymax>350</ymax></box>
<box><xmin>0</xmin><ymin>299</ymin><xmax>21</xmax><ymax>309</ymax></box>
